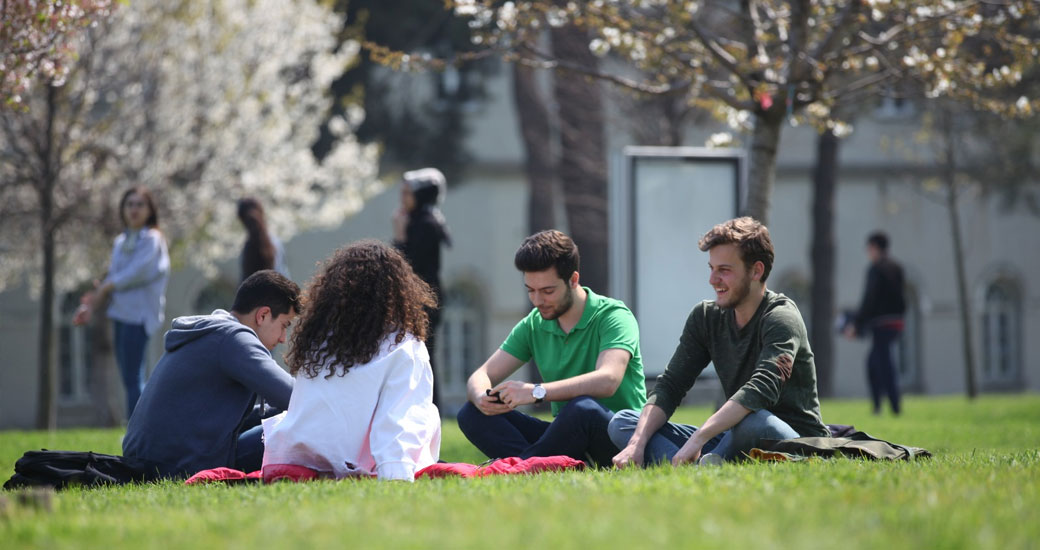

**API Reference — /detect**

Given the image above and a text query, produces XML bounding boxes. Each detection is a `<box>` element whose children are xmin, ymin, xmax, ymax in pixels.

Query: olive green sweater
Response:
<box><xmin>647</xmin><ymin>290</ymin><xmax>829</xmax><ymax>438</ymax></box>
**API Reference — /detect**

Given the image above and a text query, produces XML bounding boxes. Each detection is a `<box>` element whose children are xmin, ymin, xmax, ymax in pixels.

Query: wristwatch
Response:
<box><xmin>532</xmin><ymin>384</ymin><xmax>547</xmax><ymax>404</ymax></box>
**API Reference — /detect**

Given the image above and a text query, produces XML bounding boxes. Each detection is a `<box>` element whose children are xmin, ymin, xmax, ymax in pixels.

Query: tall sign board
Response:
<box><xmin>610</xmin><ymin>147</ymin><xmax>745</xmax><ymax>376</ymax></box>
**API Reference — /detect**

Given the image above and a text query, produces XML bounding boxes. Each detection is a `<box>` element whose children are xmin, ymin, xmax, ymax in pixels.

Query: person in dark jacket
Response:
<box><xmin>122</xmin><ymin>270</ymin><xmax>301</xmax><ymax>478</ymax></box>
<box><xmin>845</xmin><ymin>231</ymin><xmax>906</xmax><ymax>415</ymax></box>
<box><xmin>237</xmin><ymin>197</ymin><xmax>290</xmax><ymax>282</ymax></box>
<box><xmin>392</xmin><ymin>167</ymin><xmax>451</xmax><ymax>409</ymax></box>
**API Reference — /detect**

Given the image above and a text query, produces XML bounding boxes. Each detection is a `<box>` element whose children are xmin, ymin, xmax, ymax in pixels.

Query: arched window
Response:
<box><xmin>438</xmin><ymin>280</ymin><xmax>486</xmax><ymax>409</ymax></box>
<box><xmin>58</xmin><ymin>291</ymin><xmax>92</xmax><ymax>403</ymax></box>
<box><xmin>981</xmin><ymin>278</ymin><xmax>1022</xmax><ymax>388</ymax></box>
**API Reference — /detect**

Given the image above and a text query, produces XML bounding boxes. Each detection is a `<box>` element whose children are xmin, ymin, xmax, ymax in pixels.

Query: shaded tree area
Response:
<box><xmin>545</xmin><ymin>24</ymin><xmax>609</xmax><ymax>293</ymax></box>
<box><xmin>464</xmin><ymin>1</ymin><xmax>1039</xmax><ymax>225</ymax></box>
<box><xmin>907</xmin><ymin>96</ymin><xmax>1039</xmax><ymax>399</ymax></box>
<box><xmin>315</xmin><ymin>1</ymin><xmax>497</xmax><ymax>182</ymax></box>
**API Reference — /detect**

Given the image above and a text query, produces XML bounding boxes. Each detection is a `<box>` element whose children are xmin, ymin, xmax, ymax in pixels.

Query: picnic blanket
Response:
<box><xmin>184</xmin><ymin>456</ymin><xmax>587</xmax><ymax>485</ymax></box>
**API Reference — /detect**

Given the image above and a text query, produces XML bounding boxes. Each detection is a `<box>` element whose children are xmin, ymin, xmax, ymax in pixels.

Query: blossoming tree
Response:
<box><xmin>0</xmin><ymin>0</ymin><xmax>380</xmax><ymax>428</ymax></box>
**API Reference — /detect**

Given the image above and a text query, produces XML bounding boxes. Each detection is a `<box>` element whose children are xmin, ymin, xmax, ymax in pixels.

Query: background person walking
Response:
<box><xmin>392</xmin><ymin>168</ymin><xmax>451</xmax><ymax>409</ymax></box>
<box><xmin>845</xmin><ymin>231</ymin><xmax>906</xmax><ymax>415</ymax></box>
<box><xmin>237</xmin><ymin>197</ymin><xmax>290</xmax><ymax>282</ymax></box>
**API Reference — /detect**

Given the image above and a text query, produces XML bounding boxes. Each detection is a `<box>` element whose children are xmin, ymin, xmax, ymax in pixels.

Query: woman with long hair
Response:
<box><xmin>262</xmin><ymin>240</ymin><xmax>441</xmax><ymax>481</ymax></box>
<box><xmin>392</xmin><ymin>167</ymin><xmax>451</xmax><ymax>408</ymax></box>
<box><xmin>73</xmin><ymin>186</ymin><xmax>170</xmax><ymax>418</ymax></box>
<box><xmin>236</xmin><ymin>197</ymin><xmax>289</xmax><ymax>282</ymax></box>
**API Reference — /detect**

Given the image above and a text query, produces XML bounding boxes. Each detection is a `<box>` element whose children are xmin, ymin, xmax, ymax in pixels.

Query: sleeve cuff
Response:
<box><xmin>645</xmin><ymin>392</ymin><xmax>677</xmax><ymax>417</ymax></box>
<box><xmin>730</xmin><ymin>388</ymin><xmax>768</xmax><ymax>413</ymax></box>
<box><xmin>376</xmin><ymin>461</ymin><xmax>417</xmax><ymax>482</ymax></box>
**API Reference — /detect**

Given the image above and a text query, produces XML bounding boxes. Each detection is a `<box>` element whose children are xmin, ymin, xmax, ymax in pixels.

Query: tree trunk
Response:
<box><xmin>940</xmin><ymin>111</ymin><xmax>978</xmax><ymax>399</ymax></box>
<box><xmin>810</xmin><ymin>128</ymin><xmax>838</xmax><ymax>397</ymax></box>
<box><xmin>512</xmin><ymin>62</ymin><xmax>557</xmax><ymax>233</ymax></box>
<box><xmin>948</xmin><ymin>185</ymin><xmax>977</xmax><ymax>399</ymax></box>
<box><xmin>744</xmin><ymin>113</ymin><xmax>784</xmax><ymax>224</ymax></box>
<box><xmin>549</xmin><ymin>24</ymin><xmax>609</xmax><ymax>293</ymax></box>
<box><xmin>35</xmin><ymin>84</ymin><xmax>59</xmax><ymax>430</ymax></box>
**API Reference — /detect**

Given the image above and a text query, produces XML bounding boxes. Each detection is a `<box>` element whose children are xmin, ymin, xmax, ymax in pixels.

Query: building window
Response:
<box><xmin>981</xmin><ymin>278</ymin><xmax>1022</xmax><ymax>388</ymax></box>
<box><xmin>438</xmin><ymin>281</ymin><xmax>486</xmax><ymax>405</ymax></box>
<box><xmin>874</xmin><ymin>90</ymin><xmax>916</xmax><ymax>120</ymax></box>
<box><xmin>58</xmin><ymin>292</ymin><xmax>92</xmax><ymax>404</ymax></box>
<box><xmin>194</xmin><ymin>277</ymin><xmax>238</xmax><ymax>315</ymax></box>
<box><xmin>897</xmin><ymin>282</ymin><xmax>923</xmax><ymax>393</ymax></box>
<box><xmin>773</xmin><ymin>271</ymin><xmax>811</xmax><ymax>333</ymax></box>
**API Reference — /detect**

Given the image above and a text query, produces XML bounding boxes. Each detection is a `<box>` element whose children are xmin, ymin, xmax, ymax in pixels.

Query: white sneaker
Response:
<box><xmin>698</xmin><ymin>453</ymin><xmax>723</xmax><ymax>466</ymax></box>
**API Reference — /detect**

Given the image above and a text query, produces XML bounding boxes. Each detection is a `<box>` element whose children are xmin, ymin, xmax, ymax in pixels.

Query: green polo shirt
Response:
<box><xmin>500</xmin><ymin>287</ymin><xmax>647</xmax><ymax>416</ymax></box>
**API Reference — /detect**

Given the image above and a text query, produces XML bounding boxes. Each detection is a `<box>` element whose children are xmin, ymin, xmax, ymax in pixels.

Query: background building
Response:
<box><xmin>1</xmin><ymin>61</ymin><xmax>1036</xmax><ymax>429</ymax></box>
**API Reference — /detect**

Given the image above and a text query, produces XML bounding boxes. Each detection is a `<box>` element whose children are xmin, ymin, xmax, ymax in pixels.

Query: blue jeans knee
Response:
<box><xmin>607</xmin><ymin>409</ymin><xmax>641</xmax><ymax>449</ymax></box>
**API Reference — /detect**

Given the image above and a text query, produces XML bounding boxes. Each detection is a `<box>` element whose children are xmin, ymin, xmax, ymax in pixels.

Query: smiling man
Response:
<box><xmin>122</xmin><ymin>270</ymin><xmax>301</xmax><ymax>478</ymax></box>
<box><xmin>457</xmin><ymin>230</ymin><xmax>646</xmax><ymax>467</ymax></box>
<box><xmin>609</xmin><ymin>217</ymin><xmax>828</xmax><ymax>468</ymax></box>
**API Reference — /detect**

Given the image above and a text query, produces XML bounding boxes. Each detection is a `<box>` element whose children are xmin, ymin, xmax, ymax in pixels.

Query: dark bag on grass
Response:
<box><xmin>751</xmin><ymin>431</ymin><xmax>931</xmax><ymax>462</ymax></box>
<box><xmin>3</xmin><ymin>449</ymin><xmax>148</xmax><ymax>490</ymax></box>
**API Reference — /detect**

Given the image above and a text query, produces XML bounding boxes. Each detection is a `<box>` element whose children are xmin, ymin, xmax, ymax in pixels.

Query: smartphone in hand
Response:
<box><xmin>485</xmin><ymin>388</ymin><xmax>505</xmax><ymax>404</ymax></box>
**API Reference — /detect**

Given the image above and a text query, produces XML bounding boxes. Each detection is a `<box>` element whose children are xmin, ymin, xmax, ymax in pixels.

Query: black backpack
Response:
<box><xmin>4</xmin><ymin>449</ymin><xmax>149</xmax><ymax>490</ymax></box>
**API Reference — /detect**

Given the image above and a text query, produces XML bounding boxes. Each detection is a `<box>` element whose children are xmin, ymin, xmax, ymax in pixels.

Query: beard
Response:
<box><xmin>717</xmin><ymin>273</ymin><xmax>752</xmax><ymax>310</ymax></box>
<box><xmin>538</xmin><ymin>285</ymin><xmax>575</xmax><ymax>320</ymax></box>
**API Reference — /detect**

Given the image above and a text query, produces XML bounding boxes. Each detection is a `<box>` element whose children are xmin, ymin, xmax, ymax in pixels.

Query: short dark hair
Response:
<box><xmin>514</xmin><ymin>230</ymin><xmax>579</xmax><ymax>282</ymax></box>
<box><xmin>231</xmin><ymin>270</ymin><xmax>302</xmax><ymax>317</ymax></box>
<box><xmin>867</xmin><ymin>231</ymin><xmax>890</xmax><ymax>252</ymax></box>
<box><xmin>119</xmin><ymin>186</ymin><xmax>159</xmax><ymax>229</ymax></box>
<box><xmin>698</xmin><ymin>217</ymin><xmax>775</xmax><ymax>282</ymax></box>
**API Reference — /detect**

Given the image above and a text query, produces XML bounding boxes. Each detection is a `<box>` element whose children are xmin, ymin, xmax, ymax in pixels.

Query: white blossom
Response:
<box><xmin>0</xmin><ymin>0</ymin><xmax>381</xmax><ymax>292</ymax></box>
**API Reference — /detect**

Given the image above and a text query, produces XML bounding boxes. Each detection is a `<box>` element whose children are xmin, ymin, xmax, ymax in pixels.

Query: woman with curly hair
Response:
<box><xmin>261</xmin><ymin>240</ymin><xmax>441</xmax><ymax>481</ymax></box>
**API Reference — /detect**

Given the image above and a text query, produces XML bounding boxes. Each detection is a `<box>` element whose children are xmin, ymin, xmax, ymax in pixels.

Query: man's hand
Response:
<box><xmin>612</xmin><ymin>444</ymin><xmax>645</xmax><ymax>469</ymax></box>
<box><xmin>473</xmin><ymin>390</ymin><xmax>512</xmax><ymax>416</ymax></box>
<box><xmin>671</xmin><ymin>437</ymin><xmax>704</xmax><ymax>466</ymax></box>
<box><xmin>493</xmin><ymin>380</ymin><xmax>537</xmax><ymax>409</ymax></box>
<box><xmin>842</xmin><ymin>325</ymin><xmax>857</xmax><ymax>339</ymax></box>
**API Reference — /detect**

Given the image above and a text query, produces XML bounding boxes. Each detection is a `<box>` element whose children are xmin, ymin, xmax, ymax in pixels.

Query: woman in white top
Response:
<box><xmin>262</xmin><ymin>240</ymin><xmax>441</xmax><ymax>481</ymax></box>
<box><xmin>74</xmin><ymin>186</ymin><xmax>170</xmax><ymax>418</ymax></box>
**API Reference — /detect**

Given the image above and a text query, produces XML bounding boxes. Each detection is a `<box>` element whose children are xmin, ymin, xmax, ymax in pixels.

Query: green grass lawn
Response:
<box><xmin>1</xmin><ymin>394</ymin><xmax>1038</xmax><ymax>549</ymax></box>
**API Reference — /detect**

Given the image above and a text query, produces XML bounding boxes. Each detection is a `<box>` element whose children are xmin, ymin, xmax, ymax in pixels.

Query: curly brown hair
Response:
<box><xmin>287</xmin><ymin>240</ymin><xmax>436</xmax><ymax>379</ymax></box>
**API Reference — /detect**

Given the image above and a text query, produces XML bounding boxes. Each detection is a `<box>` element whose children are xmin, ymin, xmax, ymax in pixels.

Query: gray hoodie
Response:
<box><xmin>122</xmin><ymin>310</ymin><xmax>293</xmax><ymax>478</ymax></box>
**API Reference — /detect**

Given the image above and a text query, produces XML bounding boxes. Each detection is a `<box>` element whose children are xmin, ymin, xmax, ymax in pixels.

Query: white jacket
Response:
<box><xmin>262</xmin><ymin>333</ymin><xmax>441</xmax><ymax>481</ymax></box>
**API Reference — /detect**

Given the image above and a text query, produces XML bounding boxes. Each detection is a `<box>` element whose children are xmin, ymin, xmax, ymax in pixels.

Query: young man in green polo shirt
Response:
<box><xmin>457</xmin><ymin>230</ymin><xmax>646</xmax><ymax>467</ymax></box>
<box><xmin>609</xmin><ymin>217</ymin><xmax>829</xmax><ymax>467</ymax></box>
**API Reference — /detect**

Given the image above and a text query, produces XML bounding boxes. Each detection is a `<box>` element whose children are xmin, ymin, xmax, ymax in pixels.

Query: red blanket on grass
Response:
<box><xmin>184</xmin><ymin>456</ymin><xmax>586</xmax><ymax>485</ymax></box>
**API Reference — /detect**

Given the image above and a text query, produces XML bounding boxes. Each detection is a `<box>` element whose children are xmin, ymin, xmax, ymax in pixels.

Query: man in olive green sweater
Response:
<box><xmin>609</xmin><ymin>217</ymin><xmax>829</xmax><ymax>467</ymax></box>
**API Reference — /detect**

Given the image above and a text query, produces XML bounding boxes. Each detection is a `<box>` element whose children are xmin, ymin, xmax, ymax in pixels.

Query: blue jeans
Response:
<box><xmin>113</xmin><ymin>321</ymin><xmax>149</xmax><ymax>419</ymax></box>
<box><xmin>233</xmin><ymin>402</ymin><xmax>284</xmax><ymax>472</ymax></box>
<box><xmin>868</xmin><ymin>327</ymin><xmax>902</xmax><ymax>414</ymax></box>
<box><xmin>456</xmin><ymin>396</ymin><xmax>619</xmax><ymax>467</ymax></box>
<box><xmin>608</xmin><ymin>408</ymin><xmax>800</xmax><ymax>464</ymax></box>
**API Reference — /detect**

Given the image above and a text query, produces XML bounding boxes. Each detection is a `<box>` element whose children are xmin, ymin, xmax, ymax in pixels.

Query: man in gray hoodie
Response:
<box><xmin>122</xmin><ymin>270</ymin><xmax>301</xmax><ymax>478</ymax></box>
